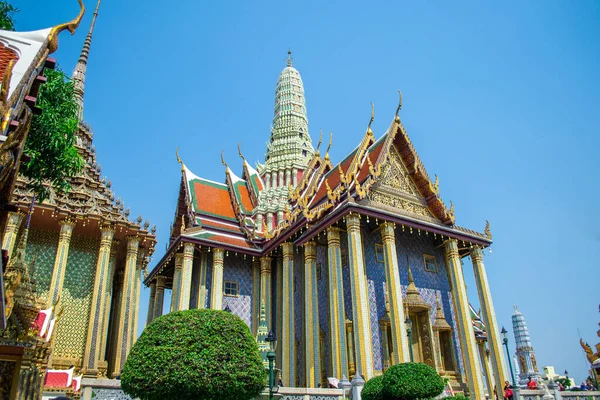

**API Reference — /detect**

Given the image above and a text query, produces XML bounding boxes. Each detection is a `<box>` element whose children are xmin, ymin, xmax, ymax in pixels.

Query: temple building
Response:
<box><xmin>512</xmin><ymin>306</ymin><xmax>541</xmax><ymax>384</ymax></box>
<box><xmin>0</xmin><ymin>1</ymin><xmax>156</xmax><ymax>398</ymax></box>
<box><xmin>145</xmin><ymin>52</ymin><xmax>507</xmax><ymax>399</ymax></box>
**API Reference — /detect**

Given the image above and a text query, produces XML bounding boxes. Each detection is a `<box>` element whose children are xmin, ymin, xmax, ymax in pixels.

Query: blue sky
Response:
<box><xmin>13</xmin><ymin>0</ymin><xmax>600</xmax><ymax>383</ymax></box>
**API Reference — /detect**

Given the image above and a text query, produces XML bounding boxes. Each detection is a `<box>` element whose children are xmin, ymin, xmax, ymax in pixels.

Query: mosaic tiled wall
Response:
<box><xmin>316</xmin><ymin>244</ymin><xmax>331</xmax><ymax>379</ymax></box>
<box><xmin>205</xmin><ymin>253</ymin><xmax>213</xmax><ymax>309</ymax></box>
<box><xmin>294</xmin><ymin>247</ymin><xmax>305</xmax><ymax>387</ymax></box>
<box><xmin>54</xmin><ymin>234</ymin><xmax>100</xmax><ymax>361</ymax></box>
<box><xmin>189</xmin><ymin>251</ymin><xmax>200</xmax><ymax>309</ymax></box>
<box><xmin>25</xmin><ymin>229</ymin><xmax>60</xmax><ymax>305</ymax></box>
<box><xmin>222</xmin><ymin>254</ymin><xmax>253</xmax><ymax>327</ymax></box>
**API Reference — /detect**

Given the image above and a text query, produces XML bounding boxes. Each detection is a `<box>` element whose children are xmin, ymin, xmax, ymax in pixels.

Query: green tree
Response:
<box><xmin>21</xmin><ymin>67</ymin><xmax>84</xmax><ymax>201</ymax></box>
<box><xmin>382</xmin><ymin>363</ymin><xmax>445</xmax><ymax>400</ymax></box>
<box><xmin>0</xmin><ymin>0</ymin><xmax>18</xmax><ymax>31</ymax></box>
<box><xmin>121</xmin><ymin>309</ymin><xmax>267</xmax><ymax>400</ymax></box>
<box><xmin>362</xmin><ymin>375</ymin><xmax>385</xmax><ymax>400</ymax></box>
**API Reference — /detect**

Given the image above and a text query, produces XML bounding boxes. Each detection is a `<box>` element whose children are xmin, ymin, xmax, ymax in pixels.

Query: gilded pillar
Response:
<box><xmin>100</xmin><ymin>239</ymin><xmax>119</xmax><ymax>376</ymax></box>
<box><xmin>303</xmin><ymin>241</ymin><xmax>321</xmax><ymax>387</ymax></box>
<box><xmin>84</xmin><ymin>226</ymin><xmax>115</xmax><ymax>376</ymax></box>
<box><xmin>196</xmin><ymin>251</ymin><xmax>208</xmax><ymax>309</ymax></box>
<box><xmin>478</xmin><ymin>340</ymin><xmax>495</xmax><ymax>398</ymax></box>
<box><xmin>108</xmin><ymin>269</ymin><xmax>124</xmax><ymax>377</ymax></box>
<box><xmin>260</xmin><ymin>256</ymin><xmax>272</xmax><ymax>328</ymax></box>
<box><xmin>281</xmin><ymin>242</ymin><xmax>296</xmax><ymax>386</ymax></box>
<box><xmin>252</xmin><ymin>258</ymin><xmax>261</xmax><ymax>334</ymax></box>
<box><xmin>129</xmin><ymin>248</ymin><xmax>145</xmax><ymax>353</ymax></box>
<box><xmin>147</xmin><ymin>282</ymin><xmax>156</xmax><ymax>324</ymax></box>
<box><xmin>48</xmin><ymin>219</ymin><xmax>76</xmax><ymax>306</ymax></box>
<box><xmin>275</xmin><ymin>256</ymin><xmax>283</xmax><ymax>369</ymax></box>
<box><xmin>210</xmin><ymin>248</ymin><xmax>225</xmax><ymax>309</ymax></box>
<box><xmin>471</xmin><ymin>246</ymin><xmax>506</xmax><ymax>397</ymax></box>
<box><xmin>380</xmin><ymin>222</ymin><xmax>409</xmax><ymax>364</ymax></box>
<box><xmin>153</xmin><ymin>275</ymin><xmax>166</xmax><ymax>320</ymax></box>
<box><xmin>445</xmin><ymin>239</ymin><xmax>484</xmax><ymax>399</ymax></box>
<box><xmin>346</xmin><ymin>213</ymin><xmax>374</xmax><ymax>379</ymax></box>
<box><xmin>2</xmin><ymin>211</ymin><xmax>24</xmax><ymax>256</ymax></box>
<box><xmin>326</xmin><ymin>227</ymin><xmax>348</xmax><ymax>379</ymax></box>
<box><xmin>176</xmin><ymin>242</ymin><xmax>194</xmax><ymax>310</ymax></box>
<box><xmin>170</xmin><ymin>253</ymin><xmax>183</xmax><ymax>312</ymax></box>
<box><xmin>113</xmin><ymin>236</ymin><xmax>140</xmax><ymax>375</ymax></box>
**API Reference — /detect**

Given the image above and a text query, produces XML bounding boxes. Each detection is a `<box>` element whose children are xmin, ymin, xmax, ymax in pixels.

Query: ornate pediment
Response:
<box><xmin>361</xmin><ymin>146</ymin><xmax>439</xmax><ymax>223</ymax></box>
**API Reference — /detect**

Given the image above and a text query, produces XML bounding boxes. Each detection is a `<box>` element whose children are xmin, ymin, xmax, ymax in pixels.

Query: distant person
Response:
<box><xmin>527</xmin><ymin>376</ymin><xmax>538</xmax><ymax>390</ymax></box>
<box><xmin>580</xmin><ymin>382</ymin><xmax>587</xmax><ymax>391</ymax></box>
<box><xmin>558</xmin><ymin>382</ymin><xmax>565</xmax><ymax>391</ymax></box>
<box><xmin>504</xmin><ymin>381</ymin><xmax>514</xmax><ymax>400</ymax></box>
<box><xmin>586</xmin><ymin>381</ymin><xmax>595</xmax><ymax>391</ymax></box>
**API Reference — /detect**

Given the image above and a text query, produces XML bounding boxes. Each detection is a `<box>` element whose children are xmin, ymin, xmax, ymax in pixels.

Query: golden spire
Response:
<box><xmin>48</xmin><ymin>0</ymin><xmax>85</xmax><ymax>54</ymax></box>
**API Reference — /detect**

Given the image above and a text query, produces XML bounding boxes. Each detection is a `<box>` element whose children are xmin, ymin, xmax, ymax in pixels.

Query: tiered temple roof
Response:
<box><xmin>147</xmin><ymin>57</ymin><xmax>492</xmax><ymax>283</ymax></box>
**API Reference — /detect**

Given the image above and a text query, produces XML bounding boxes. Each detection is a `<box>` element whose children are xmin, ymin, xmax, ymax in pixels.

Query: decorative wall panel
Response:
<box><xmin>222</xmin><ymin>254</ymin><xmax>253</xmax><ymax>327</ymax></box>
<box><xmin>25</xmin><ymin>229</ymin><xmax>60</xmax><ymax>306</ymax></box>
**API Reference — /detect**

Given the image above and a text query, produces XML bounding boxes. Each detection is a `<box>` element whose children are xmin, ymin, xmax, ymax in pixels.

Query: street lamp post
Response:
<box><xmin>405</xmin><ymin>316</ymin><xmax>414</xmax><ymax>362</ymax></box>
<box><xmin>501</xmin><ymin>326</ymin><xmax>516</xmax><ymax>386</ymax></box>
<box><xmin>266</xmin><ymin>330</ymin><xmax>278</xmax><ymax>400</ymax></box>
<box><xmin>564</xmin><ymin>370</ymin><xmax>570</xmax><ymax>388</ymax></box>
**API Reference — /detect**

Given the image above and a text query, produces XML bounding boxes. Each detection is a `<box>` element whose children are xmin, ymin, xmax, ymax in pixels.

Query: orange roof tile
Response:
<box><xmin>0</xmin><ymin>43</ymin><xmax>18</xmax><ymax>81</ymax></box>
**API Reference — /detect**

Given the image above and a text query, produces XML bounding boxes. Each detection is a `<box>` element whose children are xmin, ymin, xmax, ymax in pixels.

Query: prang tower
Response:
<box><xmin>512</xmin><ymin>306</ymin><xmax>541</xmax><ymax>384</ymax></box>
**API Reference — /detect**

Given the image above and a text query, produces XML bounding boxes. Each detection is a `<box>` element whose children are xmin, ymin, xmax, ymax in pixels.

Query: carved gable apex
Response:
<box><xmin>362</xmin><ymin>145</ymin><xmax>439</xmax><ymax>223</ymax></box>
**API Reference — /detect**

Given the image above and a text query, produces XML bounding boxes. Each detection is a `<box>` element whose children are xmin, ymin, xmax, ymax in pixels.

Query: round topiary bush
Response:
<box><xmin>362</xmin><ymin>375</ymin><xmax>385</xmax><ymax>400</ymax></box>
<box><xmin>121</xmin><ymin>309</ymin><xmax>266</xmax><ymax>400</ymax></box>
<box><xmin>381</xmin><ymin>362</ymin><xmax>445</xmax><ymax>400</ymax></box>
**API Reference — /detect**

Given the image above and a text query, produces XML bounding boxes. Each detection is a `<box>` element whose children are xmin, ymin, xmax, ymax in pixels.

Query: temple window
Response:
<box><xmin>302</xmin><ymin>150</ymin><xmax>307</xmax><ymax>157</ymax></box>
<box><xmin>224</xmin><ymin>281</ymin><xmax>239</xmax><ymax>297</ymax></box>
<box><xmin>423</xmin><ymin>254</ymin><xmax>438</xmax><ymax>273</ymax></box>
<box><xmin>375</xmin><ymin>244</ymin><xmax>384</xmax><ymax>264</ymax></box>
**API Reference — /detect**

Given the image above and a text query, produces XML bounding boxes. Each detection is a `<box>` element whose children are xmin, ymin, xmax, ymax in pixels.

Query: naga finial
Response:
<box><xmin>220</xmin><ymin>150</ymin><xmax>228</xmax><ymax>168</ymax></box>
<box><xmin>315</xmin><ymin>129</ymin><xmax>323</xmax><ymax>156</ymax></box>
<box><xmin>325</xmin><ymin>132</ymin><xmax>333</xmax><ymax>161</ymax></box>
<box><xmin>48</xmin><ymin>0</ymin><xmax>85</xmax><ymax>54</ymax></box>
<box><xmin>367</xmin><ymin>102</ymin><xmax>375</xmax><ymax>135</ymax></box>
<box><xmin>175</xmin><ymin>147</ymin><xmax>184</xmax><ymax>172</ymax></box>
<box><xmin>238</xmin><ymin>142</ymin><xmax>245</xmax><ymax>160</ymax></box>
<box><xmin>484</xmin><ymin>220</ymin><xmax>492</xmax><ymax>239</ymax></box>
<box><xmin>395</xmin><ymin>90</ymin><xmax>403</xmax><ymax>123</ymax></box>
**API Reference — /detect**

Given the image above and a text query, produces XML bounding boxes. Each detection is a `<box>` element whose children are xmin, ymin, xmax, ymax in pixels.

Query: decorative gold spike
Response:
<box><xmin>48</xmin><ymin>0</ymin><xmax>85</xmax><ymax>54</ymax></box>
<box><xmin>484</xmin><ymin>220</ymin><xmax>492</xmax><ymax>239</ymax></box>
<box><xmin>395</xmin><ymin>90</ymin><xmax>403</xmax><ymax>123</ymax></box>
<box><xmin>220</xmin><ymin>150</ymin><xmax>227</xmax><ymax>168</ymax></box>
<box><xmin>238</xmin><ymin>142</ymin><xmax>245</xmax><ymax>160</ymax></box>
<box><xmin>325</xmin><ymin>132</ymin><xmax>333</xmax><ymax>154</ymax></box>
<box><xmin>367</xmin><ymin>102</ymin><xmax>375</xmax><ymax>135</ymax></box>
<box><xmin>175</xmin><ymin>147</ymin><xmax>185</xmax><ymax>172</ymax></box>
<box><xmin>315</xmin><ymin>129</ymin><xmax>323</xmax><ymax>156</ymax></box>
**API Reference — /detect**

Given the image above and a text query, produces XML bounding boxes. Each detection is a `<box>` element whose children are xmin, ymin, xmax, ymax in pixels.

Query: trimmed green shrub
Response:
<box><xmin>452</xmin><ymin>394</ymin><xmax>470</xmax><ymax>400</ymax></box>
<box><xmin>362</xmin><ymin>375</ymin><xmax>385</xmax><ymax>400</ymax></box>
<box><xmin>381</xmin><ymin>363</ymin><xmax>445</xmax><ymax>400</ymax></box>
<box><xmin>121</xmin><ymin>309</ymin><xmax>266</xmax><ymax>400</ymax></box>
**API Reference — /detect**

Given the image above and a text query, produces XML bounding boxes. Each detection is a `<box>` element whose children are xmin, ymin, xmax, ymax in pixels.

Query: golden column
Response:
<box><xmin>471</xmin><ymin>246</ymin><xmax>506</xmax><ymax>397</ymax></box>
<box><xmin>195</xmin><ymin>252</ymin><xmax>208</xmax><ymax>309</ymax></box>
<box><xmin>83</xmin><ymin>225</ymin><xmax>115</xmax><ymax>376</ymax></box>
<box><xmin>260</xmin><ymin>256</ymin><xmax>272</xmax><ymax>329</ymax></box>
<box><xmin>147</xmin><ymin>281</ymin><xmax>156</xmax><ymax>324</ymax></box>
<box><xmin>113</xmin><ymin>236</ymin><xmax>140</xmax><ymax>375</ymax></box>
<box><xmin>303</xmin><ymin>241</ymin><xmax>321</xmax><ymax>388</ymax></box>
<box><xmin>153</xmin><ymin>275</ymin><xmax>166</xmax><ymax>320</ymax></box>
<box><xmin>210</xmin><ymin>248</ymin><xmax>225</xmax><ymax>310</ymax></box>
<box><xmin>48</xmin><ymin>219</ymin><xmax>76</xmax><ymax>305</ymax></box>
<box><xmin>380</xmin><ymin>222</ymin><xmax>409</xmax><ymax>364</ymax></box>
<box><xmin>346</xmin><ymin>213</ymin><xmax>374</xmax><ymax>379</ymax></box>
<box><xmin>275</xmin><ymin>256</ymin><xmax>283</xmax><ymax>369</ymax></box>
<box><xmin>100</xmin><ymin>239</ymin><xmax>119</xmax><ymax>376</ymax></box>
<box><xmin>2</xmin><ymin>211</ymin><xmax>24</xmax><ymax>256</ymax></box>
<box><xmin>281</xmin><ymin>242</ymin><xmax>296</xmax><ymax>386</ymax></box>
<box><xmin>326</xmin><ymin>227</ymin><xmax>348</xmax><ymax>379</ymax></box>
<box><xmin>170</xmin><ymin>253</ymin><xmax>183</xmax><ymax>312</ymax></box>
<box><xmin>177</xmin><ymin>242</ymin><xmax>195</xmax><ymax>310</ymax></box>
<box><xmin>478</xmin><ymin>340</ymin><xmax>495</xmax><ymax>398</ymax></box>
<box><xmin>252</xmin><ymin>258</ymin><xmax>261</xmax><ymax>334</ymax></box>
<box><xmin>129</xmin><ymin>248</ymin><xmax>146</xmax><ymax>353</ymax></box>
<box><xmin>444</xmin><ymin>239</ymin><xmax>484</xmax><ymax>399</ymax></box>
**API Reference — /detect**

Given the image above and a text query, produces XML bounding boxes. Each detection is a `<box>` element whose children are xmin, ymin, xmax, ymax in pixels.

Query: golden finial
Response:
<box><xmin>395</xmin><ymin>90</ymin><xmax>403</xmax><ymax>123</ymax></box>
<box><xmin>315</xmin><ymin>129</ymin><xmax>323</xmax><ymax>156</ymax></box>
<box><xmin>407</xmin><ymin>263</ymin><xmax>415</xmax><ymax>284</ymax></box>
<box><xmin>366</xmin><ymin>102</ymin><xmax>375</xmax><ymax>135</ymax></box>
<box><xmin>484</xmin><ymin>220</ymin><xmax>492</xmax><ymax>239</ymax></box>
<box><xmin>220</xmin><ymin>150</ymin><xmax>228</xmax><ymax>168</ymax></box>
<box><xmin>324</xmin><ymin>132</ymin><xmax>333</xmax><ymax>161</ymax></box>
<box><xmin>238</xmin><ymin>142</ymin><xmax>245</xmax><ymax>160</ymax></box>
<box><xmin>48</xmin><ymin>0</ymin><xmax>85</xmax><ymax>54</ymax></box>
<box><xmin>175</xmin><ymin>147</ymin><xmax>185</xmax><ymax>172</ymax></box>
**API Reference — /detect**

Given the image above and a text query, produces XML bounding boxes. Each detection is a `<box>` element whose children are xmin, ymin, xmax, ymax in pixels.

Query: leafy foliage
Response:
<box><xmin>452</xmin><ymin>394</ymin><xmax>470</xmax><ymax>400</ymax></box>
<box><xmin>0</xmin><ymin>1</ymin><xmax>18</xmax><ymax>31</ymax></box>
<box><xmin>22</xmin><ymin>68</ymin><xmax>84</xmax><ymax>201</ymax></box>
<box><xmin>121</xmin><ymin>309</ymin><xmax>267</xmax><ymax>400</ymax></box>
<box><xmin>362</xmin><ymin>375</ymin><xmax>385</xmax><ymax>400</ymax></box>
<box><xmin>554</xmin><ymin>378</ymin><xmax>571</xmax><ymax>388</ymax></box>
<box><xmin>381</xmin><ymin>363</ymin><xmax>445</xmax><ymax>400</ymax></box>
